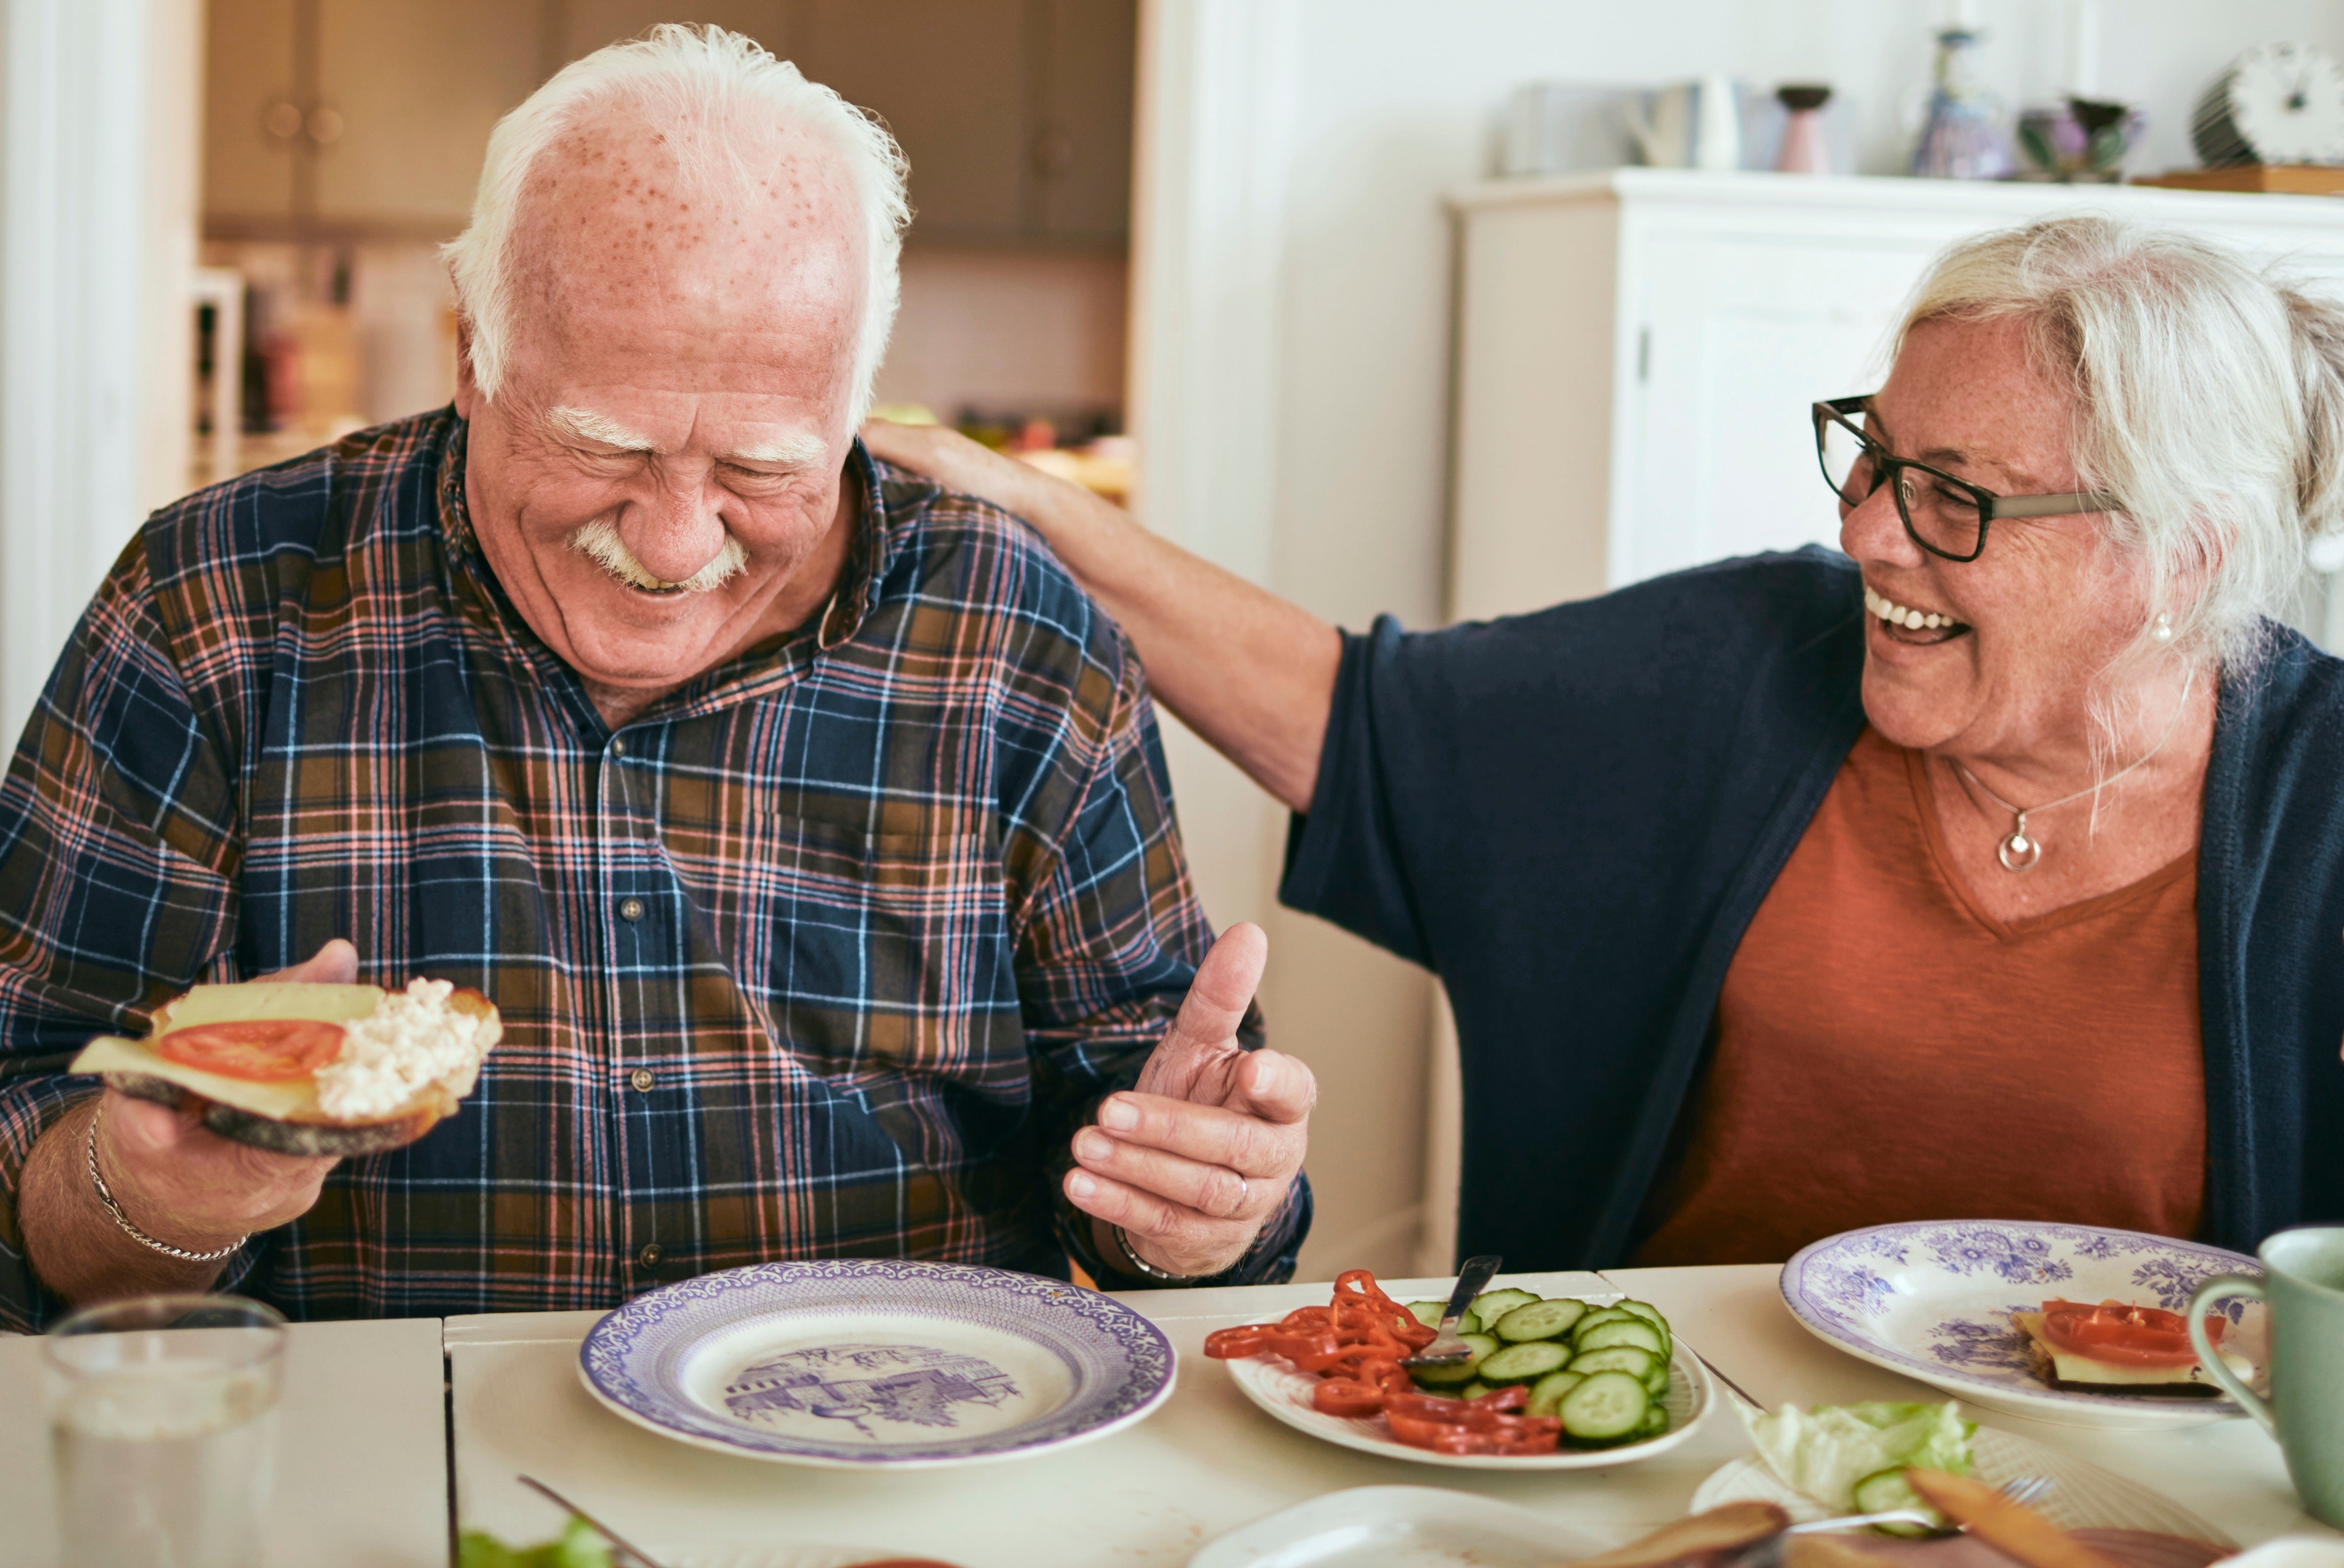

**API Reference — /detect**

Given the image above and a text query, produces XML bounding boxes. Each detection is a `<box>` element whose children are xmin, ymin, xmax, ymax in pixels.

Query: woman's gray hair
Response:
<box><xmin>443</xmin><ymin>24</ymin><xmax>911</xmax><ymax>424</ymax></box>
<box><xmin>1894</xmin><ymin>215</ymin><xmax>2344</xmax><ymax>671</ymax></box>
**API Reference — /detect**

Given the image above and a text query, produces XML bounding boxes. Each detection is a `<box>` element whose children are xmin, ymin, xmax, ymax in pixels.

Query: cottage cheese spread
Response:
<box><xmin>312</xmin><ymin>978</ymin><xmax>489</xmax><ymax>1122</ymax></box>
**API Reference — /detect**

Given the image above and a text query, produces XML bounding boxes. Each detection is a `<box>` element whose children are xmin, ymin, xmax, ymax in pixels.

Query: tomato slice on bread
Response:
<box><xmin>156</xmin><ymin>1019</ymin><xmax>348</xmax><ymax>1082</ymax></box>
<box><xmin>2039</xmin><ymin>1298</ymin><xmax>2223</xmax><ymax>1368</ymax></box>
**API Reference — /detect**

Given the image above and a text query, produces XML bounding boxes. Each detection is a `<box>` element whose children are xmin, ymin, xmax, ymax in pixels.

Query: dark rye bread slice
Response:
<box><xmin>71</xmin><ymin>981</ymin><xmax>499</xmax><ymax>1158</ymax></box>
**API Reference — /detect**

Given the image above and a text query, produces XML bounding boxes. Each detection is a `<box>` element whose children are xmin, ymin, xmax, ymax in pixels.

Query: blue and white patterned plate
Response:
<box><xmin>1781</xmin><ymin>1221</ymin><xmax>2268</xmax><ymax>1430</ymax></box>
<box><xmin>578</xmin><ymin>1259</ymin><xmax>1176</xmax><ymax>1467</ymax></box>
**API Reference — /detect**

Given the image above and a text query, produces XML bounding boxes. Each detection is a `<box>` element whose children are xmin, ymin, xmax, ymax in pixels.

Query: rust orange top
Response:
<box><xmin>1634</xmin><ymin>726</ymin><xmax>2206</xmax><ymax>1268</ymax></box>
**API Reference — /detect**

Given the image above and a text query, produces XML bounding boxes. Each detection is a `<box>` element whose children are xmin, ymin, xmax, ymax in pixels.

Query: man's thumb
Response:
<box><xmin>1170</xmin><ymin>923</ymin><xmax>1267</xmax><ymax>1049</ymax></box>
<box><xmin>264</xmin><ymin>938</ymin><xmax>359</xmax><ymax>986</ymax></box>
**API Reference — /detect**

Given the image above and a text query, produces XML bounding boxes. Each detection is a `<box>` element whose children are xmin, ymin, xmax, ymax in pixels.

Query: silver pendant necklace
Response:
<box><xmin>1948</xmin><ymin>668</ymin><xmax>2197</xmax><ymax>873</ymax></box>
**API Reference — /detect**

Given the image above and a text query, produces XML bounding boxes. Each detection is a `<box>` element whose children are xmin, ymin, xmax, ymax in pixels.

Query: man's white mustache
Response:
<box><xmin>568</xmin><ymin>517</ymin><xmax>749</xmax><ymax>594</ymax></box>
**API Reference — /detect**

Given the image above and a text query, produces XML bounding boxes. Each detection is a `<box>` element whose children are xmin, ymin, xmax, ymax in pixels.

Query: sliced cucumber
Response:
<box><xmin>1633</xmin><ymin>1401</ymin><xmax>1669</xmax><ymax>1438</ymax></box>
<box><xmin>1469</xmin><ymin>1288</ymin><xmax>1539</xmax><ymax>1326</ymax></box>
<box><xmin>1575</xmin><ymin>1318</ymin><xmax>1666</xmax><ymax>1358</ymax></box>
<box><xmin>1408</xmin><ymin>1331</ymin><xmax>1497</xmax><ymax>1386</ymax></box>
<box><xmin>1642</xmin><ymin>1359</ymin><xmax>1673</xmax><ymax>1399</ymax></box>
<box><xmin>1524</xmin><ymin>1370</ymin><xmax>1585</xmax><ymax>1419</ymax></box>
<box><xmin>1570</xmin><ymin>1306</ymin><xmax>1640</xmax><ymax>1339</ymax></box>
<box><xmin>1476</xmin><ymin>1339</ymin><xmax>1574</xmax><ymax>1385</ymax></box>
<box><xmin>1852</xmin><ymin>1469</ymin><xmax>1937</xmax><ymax>1536</ymax></box>
<box><xmin>1459</xmin><ymin>1380</ymin><xmax>1494</xmax><ymax>1401</ymax></box>
<box><xmin>1491</xmin><ymin>1297</ymin><xmax>1588</xmax><ymax>1343</ymax></box>
<box><xmin>1567</xmin><ymin>1344</ymin><xmax>1659</xmax><ymax>1383</ymax></box>
<box><xmin>1404</xmin><ymin>1300</ymin><xmax>1446</xmax><ymax>1329</ymax></box>
<box><xmin>1557</xmin><ymin>1370</ymin><xmax>1648</xmax><ymax>1443</ymax></box>
<box><xmin>1612</xmin><ymin>1299</ymin><xmax>1671</xmax><ymax>1336</ymax></box>
<box><xmin>1459</xmin><ymin>1309</ymin><xmax>1482</xmax><ymax>1335</ymax></box>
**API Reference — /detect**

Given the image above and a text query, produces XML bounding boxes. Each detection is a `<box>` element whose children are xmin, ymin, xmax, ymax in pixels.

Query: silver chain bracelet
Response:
<box><xmin>85</xmin><ymin>1105</ymin><xmax>246</xmax><ymax>1265</ymax></box>
<box><xmin>1111</xmin><ymin>1223</ymin><xmax>1209</xmax><ymax>1284</ymax></box>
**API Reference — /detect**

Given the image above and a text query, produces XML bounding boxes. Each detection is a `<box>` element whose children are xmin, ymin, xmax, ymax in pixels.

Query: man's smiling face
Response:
<box><xmin>454</xmin><ymin>108</ymin><xmax>868</xmax><ymax>713</ymax></box>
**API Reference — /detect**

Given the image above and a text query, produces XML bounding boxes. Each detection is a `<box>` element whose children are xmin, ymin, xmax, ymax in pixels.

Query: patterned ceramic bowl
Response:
<box><xmin>1780</xmin><ymin>1220</ymin><xmax>2268</xmax><ymax>1430</ymax></box>
<box><xmin>579</xmin><ymin>1259</ymin><xmax>1176</xmax><ymax>1467</ymax></box>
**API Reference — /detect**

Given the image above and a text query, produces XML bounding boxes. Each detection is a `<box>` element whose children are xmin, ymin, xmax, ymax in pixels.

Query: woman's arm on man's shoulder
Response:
<box><xmin>862</xmin><ymin>420</ymin><xmax>1340</xmax><ymax>814</ymax></box>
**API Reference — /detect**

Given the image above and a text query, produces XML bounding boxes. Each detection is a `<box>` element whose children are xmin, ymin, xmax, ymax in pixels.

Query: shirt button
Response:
<box><xmin>618</xmin><ymin>897</ymin><xmax>645</xmax><ymax>922</ymax></box>
<box><xmin>630</xmin><ymin>1067</ymin><xmax>654</xmax><ymax>1093</ymax></box>
<box><xmin>609</xmin><ymin>736</ymin><xmax>628</xmax><ymax>757</ymax></box>
<box><xmin>637</xmin><ymin>1243</ymin><xmax>662</xmax><ymax>1270</ymax></box>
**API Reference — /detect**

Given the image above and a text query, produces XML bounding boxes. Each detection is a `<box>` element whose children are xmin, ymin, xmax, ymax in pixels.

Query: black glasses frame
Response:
<box><xmin>1812</xmin><ymin>395</ymin><xmax>2118</xmax><ymax>563</ymax></box>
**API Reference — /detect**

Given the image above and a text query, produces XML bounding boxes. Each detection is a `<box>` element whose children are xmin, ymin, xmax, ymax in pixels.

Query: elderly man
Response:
<box><xmin>0</xmin><ymin>25</ymin><xmax>1311</xmax><ymax>1328</ymax></box>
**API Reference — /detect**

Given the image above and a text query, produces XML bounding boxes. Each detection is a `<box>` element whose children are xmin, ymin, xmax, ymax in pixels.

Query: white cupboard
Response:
<box><xmin>1445</xmin><ymin>169</ymin><xmax>2344</xmax><ymax>626</ymax></box>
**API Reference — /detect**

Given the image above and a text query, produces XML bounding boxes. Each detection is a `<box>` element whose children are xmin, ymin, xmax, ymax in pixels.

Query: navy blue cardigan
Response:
<box><xmin>1281</xmin><ymin>549</ymin><xmax>2344</xmax><ymax>1269</ymax></box>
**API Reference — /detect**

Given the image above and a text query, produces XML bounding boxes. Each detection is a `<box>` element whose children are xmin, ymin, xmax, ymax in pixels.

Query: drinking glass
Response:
<box><xmin>43</xmin><ymin>1293</ymin><xmax>287</xmax><ymax>1568</ymax></box>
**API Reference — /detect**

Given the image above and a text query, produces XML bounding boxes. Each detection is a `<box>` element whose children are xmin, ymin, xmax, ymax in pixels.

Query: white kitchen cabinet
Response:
<box><xmin>202</xmin><ymin>0</ymin><xmax>301</xmax><ymax>225</ymax></box>
<box><xmin>312</xmin><ymin>0</ymin><xmax>546</xmax><ymax>231</ymax></box>
<box><xmin>1445</xmin><ymin>169</ymin><xmax>2344</xmax><ymax>626</ymax></box>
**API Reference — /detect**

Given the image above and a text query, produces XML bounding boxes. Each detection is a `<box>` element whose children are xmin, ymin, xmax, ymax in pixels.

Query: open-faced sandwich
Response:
<box><xmin>2013</xmin><ymin>1298</ymin><xmax>2252</xmax><ymax>1398</ymax></box>
<box><xmin>69</xmin><ymin>978</ymin><xmax>500</xmax><ymax>1157</ymax></box>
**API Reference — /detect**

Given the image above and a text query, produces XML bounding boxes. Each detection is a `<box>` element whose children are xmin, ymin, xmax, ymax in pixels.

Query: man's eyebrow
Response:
<box><xmin>544</xmin><ymin>405</ymin><xmax>656</xmax><ymax>451</ymax></box>
<box><xmin>724</xmin><ymin>433</ymin><xmax>829</xmax><ymax>466</ymax></box>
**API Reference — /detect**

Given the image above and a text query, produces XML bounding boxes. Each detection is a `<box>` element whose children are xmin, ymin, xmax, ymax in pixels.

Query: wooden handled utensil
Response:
<box><xmin>1567</xmin><ymin>1502</ymin><xmax>1791</xmax><ymax>1568</ymax></box>
<box><xmin>1904</xmin><ymin>1469</ymin><xmax>2121</xmax><ymax>1568</ymax></box>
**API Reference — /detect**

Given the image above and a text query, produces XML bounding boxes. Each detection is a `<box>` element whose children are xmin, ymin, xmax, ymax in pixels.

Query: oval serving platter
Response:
<box><xmin>1223</xmin><ymin>1308</ymin><xmax>1713</xmax><ymax>1471</ymax></box>
<box><xmin>579</xmin><ymin>1259</ymin><xmax>1176</xmax><ymax>1468</ymax></box>
<box><xmin>1781</xmin><ymin>1220</ymin><xmax>2268</xmax><ymax>1430</ymax></box>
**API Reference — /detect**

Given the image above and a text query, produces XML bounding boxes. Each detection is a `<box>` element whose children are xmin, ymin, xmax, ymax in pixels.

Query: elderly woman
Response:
<box><xmin>872</xmin><ymin>216</ymin><xmax>2344</xmax><ymax>1270</ymax></box>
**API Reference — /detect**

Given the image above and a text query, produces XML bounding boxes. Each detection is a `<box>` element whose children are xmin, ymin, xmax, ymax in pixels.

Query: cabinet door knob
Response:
<box><xmin>262</xmin><ymin>100</ymin><xmax>304</xmax><ymax>142</ymax></box>
<box><xmin>307</xmin><ymin>106</ymin><xmax>345</xmax><ymax>146</ymax></box>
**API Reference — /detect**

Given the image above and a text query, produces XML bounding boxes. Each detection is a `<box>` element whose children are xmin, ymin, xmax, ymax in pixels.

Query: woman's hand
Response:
<box><xmin>863</xmin><ymin>420</ymin><xmax>1343</xmax><ymax>815</ymax></box>
<box><xmin>862</xmin><ymin>419</ymin><xmax>1057</xmax><ymax>520</ymax></box>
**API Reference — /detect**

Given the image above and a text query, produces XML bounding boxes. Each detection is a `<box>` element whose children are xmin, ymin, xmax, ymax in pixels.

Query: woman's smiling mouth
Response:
<box><xmin>1865</xmin><ymin>584</ymin><xmax>1972</xmax><ymax>645</ymax></box>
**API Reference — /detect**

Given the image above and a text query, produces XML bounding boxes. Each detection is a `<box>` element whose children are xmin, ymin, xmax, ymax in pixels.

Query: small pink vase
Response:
<box><xmin>1776</xmin><ymin>85</ymin><xmax>1832</xmax><ymax>175</ymax></box>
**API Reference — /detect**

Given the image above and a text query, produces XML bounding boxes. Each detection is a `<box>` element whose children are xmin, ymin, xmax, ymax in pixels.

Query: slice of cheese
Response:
<box><xmin>74</xmin><ymin>982</ymin><xmax>392</xmax><ymax>1125</ymax></box>
<box><xmin>2012</xmin><ymin>1310</ymin><xmax>2251</xmax><ymax>1391</ymax></box>
<box><xmin>156</xmin><ymin>982</ymin><xmax>386</xmax><ymax>1033</ymax></box>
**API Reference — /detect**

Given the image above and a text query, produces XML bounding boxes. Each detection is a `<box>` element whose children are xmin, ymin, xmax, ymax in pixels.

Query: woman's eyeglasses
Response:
<box><xmin>1813</xmin><ymin>395</ymin><xmax>2117</xmax><ymax>562</ymax></box>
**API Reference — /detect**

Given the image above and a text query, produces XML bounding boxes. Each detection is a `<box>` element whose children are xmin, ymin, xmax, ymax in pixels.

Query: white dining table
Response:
<box><xmin>444</xmin><ymin>1264</ymin><xmax>2340</xmax><ymax>1566</ymax></box>
<box><xmin>4</xmin><ymin>1263</ymin><xmax>2333</xmax><ymax>1566</ymax></box>
<box><xmin>0</xmin><ymin>1314</ymin><xmax>449</xmax><ymax>1568</ymax></box>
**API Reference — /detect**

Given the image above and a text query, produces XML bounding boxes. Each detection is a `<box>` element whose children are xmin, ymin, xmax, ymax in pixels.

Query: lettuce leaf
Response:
<box><xmin>457</xmin><ymin>1518</ymin><xmax>612</xmax><ymax>1568</ymax></box>
<box><xmin>1741</xmin><ymin>1400</ymin><xmax>1976</xmax><ymax>1509</ymax></box>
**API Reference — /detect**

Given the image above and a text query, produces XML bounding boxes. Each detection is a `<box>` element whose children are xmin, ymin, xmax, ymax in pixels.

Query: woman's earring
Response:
<box><xmin>2152</xmin><ymin>610</ymin><xmax>2174</xmax><ymax>643</ymax></box>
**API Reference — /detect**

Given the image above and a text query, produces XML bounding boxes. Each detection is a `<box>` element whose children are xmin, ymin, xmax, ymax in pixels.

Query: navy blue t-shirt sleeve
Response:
<box><xmin>1278</xmin><ymin>615</ymin><xmax>1435</xmax><ymax>967</ymax></box>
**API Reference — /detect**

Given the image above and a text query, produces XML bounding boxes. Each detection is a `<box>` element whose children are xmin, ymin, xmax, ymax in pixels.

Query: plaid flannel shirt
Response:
<box><xmin>0</xmin><ymin>409</ymin><xmax>1306</xmax><ymax>1329</ymax></box>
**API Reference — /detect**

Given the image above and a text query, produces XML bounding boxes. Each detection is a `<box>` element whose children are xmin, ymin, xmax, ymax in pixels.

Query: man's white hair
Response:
<box><xmin>1895</xmin><ymin>216</ymin><xmax>2344</xmax><ymax>673</ymax></box>
<box><xmin>443</xmin><ymin>24</ymin><xmax>911</xmax><ymax>425</ymax></box>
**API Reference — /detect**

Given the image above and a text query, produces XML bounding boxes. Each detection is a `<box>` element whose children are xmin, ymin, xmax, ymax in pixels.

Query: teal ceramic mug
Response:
<box><xmin>2189</xmin><ymin>1226</ymin><xmax>2344</xmax><ymax>1526</ymax></box>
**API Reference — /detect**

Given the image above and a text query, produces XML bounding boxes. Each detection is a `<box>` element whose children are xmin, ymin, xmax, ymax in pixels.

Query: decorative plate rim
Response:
<box><xmin>577</xmin><ymin>1258</ymin><xmax>1177</xmax><ymax>1468</ymax></box>
<box><xmin>1221</xmin><ymin>1315</ymin><xmax>1713</xmax><ymax>1471</ymax></box>
<box><xmin>1780</xmin><ymin>1220</ymin><xmax>2264</xmax><ymax>1419</ymax></box>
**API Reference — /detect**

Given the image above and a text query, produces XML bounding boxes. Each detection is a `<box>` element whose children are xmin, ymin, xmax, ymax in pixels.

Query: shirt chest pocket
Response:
<box><xmin>754</xmin><ymin>813</ymin><xmax>1014</xmax><ymax>1083</ymax></box>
